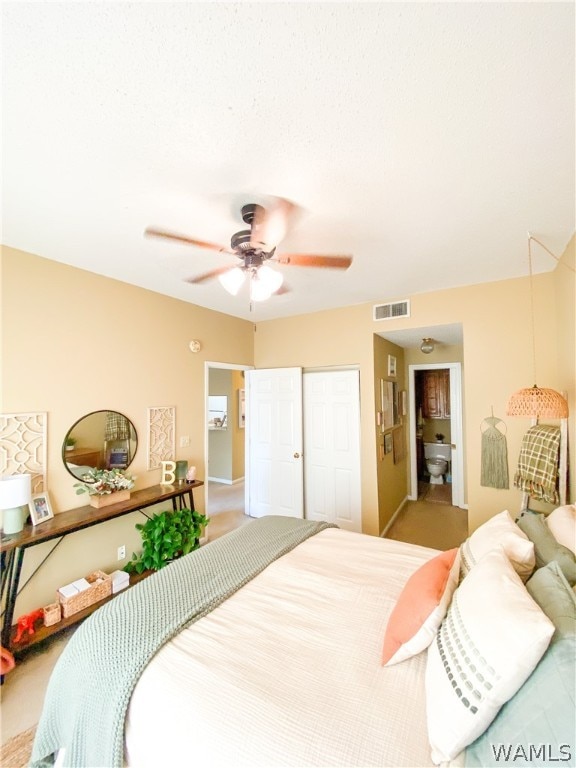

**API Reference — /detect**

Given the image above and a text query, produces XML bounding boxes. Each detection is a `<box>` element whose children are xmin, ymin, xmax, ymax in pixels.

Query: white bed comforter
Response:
<box><xmin>126</xmin><ymin>527</ymin><xmax>441</xmax><ymax>768</ymax></box>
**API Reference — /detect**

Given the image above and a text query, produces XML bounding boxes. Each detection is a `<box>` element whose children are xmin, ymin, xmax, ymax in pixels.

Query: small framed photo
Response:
<box><xmin>384</xmin><ymin>432</ymin><xmax>393</xmax><ymax>454</ymax></box>
<box><xmin>29</xmin><ymin>492</ymin><xmax>54</xmax><ymax>526</ymax></box>
<box><xmin>387</xmin><ymin>355</ymin><xmax>397</xmax><ymax>377</ymax></box>
<box><xmin>400</xmin><ymin>389</ymin><xmax>407</xmax><ymax>416</ymax></box>
<box><xmin>238</xmin><ymin>389</ymin><xmax>246</xmax><ymax>429</ymax></box>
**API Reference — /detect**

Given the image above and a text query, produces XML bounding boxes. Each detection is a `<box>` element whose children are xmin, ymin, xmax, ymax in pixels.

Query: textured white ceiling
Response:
<box><xmin>2</xmin><ymin>3</ymin><xmax>574</xmax><ymax>322</ymax></box>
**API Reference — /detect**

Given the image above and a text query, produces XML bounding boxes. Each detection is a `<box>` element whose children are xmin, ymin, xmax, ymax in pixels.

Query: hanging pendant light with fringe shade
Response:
<box><xmin>506</xmin><ymin>234</ymin><xmax>569</xmax><ymax>419</ymax></box>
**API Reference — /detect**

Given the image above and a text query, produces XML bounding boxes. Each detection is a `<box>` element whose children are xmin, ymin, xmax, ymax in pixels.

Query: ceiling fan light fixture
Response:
<box><xmin>421</xmin><ymin>338</ymin><xmax>434</xmax><ymax>354</ymax></box>
<box><xmin>218</xmin><ymin>267</ymin><xmax>246</xmax><ymax>295</ymax></box>
<box><xmin>250</xmin><ymin>265</ymin><xmax>283</xmax><ymax>302</ymax></box>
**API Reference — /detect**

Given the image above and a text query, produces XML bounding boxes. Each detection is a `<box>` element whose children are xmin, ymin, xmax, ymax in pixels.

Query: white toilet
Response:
<box><xmin>424</xmin><ymin>442</ymin><xmax>451</xmax><ymax>485</ymax></box>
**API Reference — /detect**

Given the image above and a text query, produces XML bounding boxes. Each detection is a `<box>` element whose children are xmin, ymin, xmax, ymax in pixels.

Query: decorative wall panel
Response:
<box><xmin>0</xmin><ymin>412</ymin><xmax>47</xmax><ymax>492</ymax></box>
<box><xmin>147</xmin><ymin>407</ymin><xmax>175</xmax><ymax>470</ymax></box>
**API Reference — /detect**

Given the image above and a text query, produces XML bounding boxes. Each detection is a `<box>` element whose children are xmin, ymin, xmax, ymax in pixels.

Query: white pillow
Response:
<box><xmin>425</xmin><ymin>547</ymin><xmax>554</xmax><ymax>764</ymax></box>
<box><xmin>546</xmin><ymin>504</ymin><xmax>576</xmax><ymax>555</ymax></box>
<box><xmin>460</xmin><ymin>510</ymin><xmax>535</xmax><ymax>581</ymax></box>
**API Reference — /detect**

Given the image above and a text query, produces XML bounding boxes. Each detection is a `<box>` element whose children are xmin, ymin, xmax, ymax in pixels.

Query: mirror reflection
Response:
<box><xmin>62</xmin><ymin>410</ymin><xmax>138</xmax><ymax>480</ymax></box>
<box><xmin>208</xmin><ymin>395</ymin><xmax>228</xmax><ymax>429</ymax></box>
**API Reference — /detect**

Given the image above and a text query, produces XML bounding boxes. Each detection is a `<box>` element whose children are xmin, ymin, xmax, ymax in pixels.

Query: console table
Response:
<box><xmin>0</xmin><ymin>482</ymin><xmax>204</xmax><ymax>653</ymax></box>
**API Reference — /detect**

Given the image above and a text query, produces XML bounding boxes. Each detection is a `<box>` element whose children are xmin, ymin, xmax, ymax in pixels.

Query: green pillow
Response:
<box><xmin>516</xmin><ymin>510</ymin><xmax>576</xmax><ymax>586</ymax></box>
<box><xmin>465</xmin><ymin>562</ymin><xmax>576</xmax><ymax>767</ymax></box>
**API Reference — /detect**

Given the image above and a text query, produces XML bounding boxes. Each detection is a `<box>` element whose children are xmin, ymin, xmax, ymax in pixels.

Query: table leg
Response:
<box><xmin>1</xmin><ymin>548</ymin><xmax>24</xmax><ymax>649</ymax></box>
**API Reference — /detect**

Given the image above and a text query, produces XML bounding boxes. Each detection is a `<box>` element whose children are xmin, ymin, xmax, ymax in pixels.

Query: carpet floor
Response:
<box><xmin>424</xmin><ymin>482</ymin><xmax>453</xmax><ymax>504</ymax></box>
<box><xmin>0</xmin><ymin>725</ymin><xmax>36</xmax><ymax>768</ymax></box>
<box><xmin>385</xmin><ymin>498</ymin><xmax>468</xmax><ymax>551</ymax></box>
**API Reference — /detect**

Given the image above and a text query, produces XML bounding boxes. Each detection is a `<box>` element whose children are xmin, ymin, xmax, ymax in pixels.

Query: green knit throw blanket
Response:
<box><xmin>31</xmin><ymin>516</ymin><xmax>336</xmax><ymax>768</ymax></box>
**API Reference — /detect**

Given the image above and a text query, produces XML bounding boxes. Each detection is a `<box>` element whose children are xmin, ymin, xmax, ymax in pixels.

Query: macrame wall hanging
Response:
<box><xmin>480</xmin><ymin>410</ymin><xmax>509</xmax><ymax>489</ymax></box>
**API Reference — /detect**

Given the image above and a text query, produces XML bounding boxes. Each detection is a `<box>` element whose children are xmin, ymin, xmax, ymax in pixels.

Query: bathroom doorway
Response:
<box><xmin>408</xmin><ymin>363</ymin><xmax>465</xmax><ymax>508</ymax></box>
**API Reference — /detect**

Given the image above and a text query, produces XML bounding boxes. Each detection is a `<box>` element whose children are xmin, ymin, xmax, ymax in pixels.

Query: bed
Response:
<box><xmin>31</xmin><ymin>510</ymin><xmax>576</xmax><ymax>768</ymax></box>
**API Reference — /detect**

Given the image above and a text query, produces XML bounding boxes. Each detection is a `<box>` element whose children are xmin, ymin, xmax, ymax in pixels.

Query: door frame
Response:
<box><xmin>408</xmin><ymin>362</ymin><xmax>466</xmax><ymax>508</ymax></box>
<box><xmin>204</xmin><ymin>361</ymin><xmax>253</xmax><ymax>515</ymax></box>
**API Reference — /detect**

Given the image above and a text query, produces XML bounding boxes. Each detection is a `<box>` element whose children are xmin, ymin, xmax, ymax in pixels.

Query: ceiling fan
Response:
<box><xmin>145</xmin><ymin>197</ymin><xmax>353</xmax><ymax>302</ymax></box>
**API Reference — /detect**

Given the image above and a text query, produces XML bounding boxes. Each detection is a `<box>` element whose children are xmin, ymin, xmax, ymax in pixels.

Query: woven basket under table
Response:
<box><xmin>58</xmin><ymin>570</ymin><xmax>112</xmax><ymax>618</ymax></box>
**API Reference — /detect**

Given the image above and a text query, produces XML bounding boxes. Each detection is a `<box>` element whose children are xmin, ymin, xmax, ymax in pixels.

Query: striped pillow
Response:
<box><xmin>425</xmin><ymin>546</ymin><xmax>554</xmax><ymax>764</ymax></box>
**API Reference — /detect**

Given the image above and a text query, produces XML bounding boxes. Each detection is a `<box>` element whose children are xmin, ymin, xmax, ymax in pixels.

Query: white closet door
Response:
<box><xmin>246</xmin><ymin>367</ymin><xmax>303</xmax><ymax>519</ymax></box>
<box><xmin>303</xmin><ymin>370</ymin><xmax>361</xmax><ymax>532</ymax></box>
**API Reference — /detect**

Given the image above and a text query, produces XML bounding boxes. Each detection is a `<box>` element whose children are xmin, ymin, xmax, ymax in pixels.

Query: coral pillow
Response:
<box><xmin>382</xmin><ymin>548</ymin><xmax>460</xmax><ymax>666</ymax></box>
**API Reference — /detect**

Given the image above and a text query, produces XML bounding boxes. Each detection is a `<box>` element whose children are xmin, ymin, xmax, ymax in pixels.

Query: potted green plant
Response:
<box><xmin>74</xmin><ymin>467</ymin><xmax>135</xmax><ymax>508</ymax></box>
<box><xmin>65</xmin><ymin>436</ymin><xmax>77</xmax><ymax>451</ymax></box>
<box><xmin>124</xmin><ymin>508</ymin><xmax>210</xmax><ymax>574</ymax></box>
<box><xmin>435</xmin><ymin>433</ymin><xmax>445</xmax><ymax>443</ymax></box>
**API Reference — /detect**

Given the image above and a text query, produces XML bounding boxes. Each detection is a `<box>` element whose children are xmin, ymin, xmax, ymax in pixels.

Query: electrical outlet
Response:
<box><xmin>117</xmin><ymin>545</ymin><xmax>126</xmax><ymax>560</ymax></box>
<box><xmin>180</xmin><ymin>436</ymin><xmax>190</xmax><ymax>447</ymax></box>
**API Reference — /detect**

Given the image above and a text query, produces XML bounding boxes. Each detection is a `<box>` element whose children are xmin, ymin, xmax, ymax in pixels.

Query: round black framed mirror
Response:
<box><xmin>62</xmin><ymin>410</ymin><xmax>138</xmax><ymax>480</ymax></box>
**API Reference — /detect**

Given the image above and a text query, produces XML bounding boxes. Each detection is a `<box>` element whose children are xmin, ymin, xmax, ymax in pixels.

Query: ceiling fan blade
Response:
<box><xmin>184</xmin><ymin>266</ymin><xmax>236</xmax><ymax>285</ymax></box>
<box><xmin>145</xmin><ymin>227</ymin><xmax>234</xmax><ymax>255</ymax></box>
<box><xmin>251</xmin><ymin>197</ymin><xmax>298</xmax><ymax>250</ymax></box>
<box><xmin>275</xmin><ymin>253</ymin><xmax>352</xmax><ymax>269</ymax></box>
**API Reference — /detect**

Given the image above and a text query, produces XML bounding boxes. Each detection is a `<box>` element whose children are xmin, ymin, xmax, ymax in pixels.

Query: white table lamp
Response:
<box><xmin>0</xmin><ymin>474</ymin><xmax>32</xmax><ymax>535</ymax></box>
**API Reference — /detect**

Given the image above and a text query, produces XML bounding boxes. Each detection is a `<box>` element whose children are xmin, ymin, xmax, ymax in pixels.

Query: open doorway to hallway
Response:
<box><xmin>205</xmin><ymin>362</ymin><xmax>252</xmax><ymax>539</ymax></box>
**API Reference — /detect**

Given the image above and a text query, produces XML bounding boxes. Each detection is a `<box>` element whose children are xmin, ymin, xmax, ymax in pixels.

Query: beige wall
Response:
<box><xmin>1</xmin><ymin>246</ymin><xmax>254</xmax><ymax>615</ymax></box>
<box><xmin>373</xmin><ymin>335</ymin><xmax>407</xmax><ymax>533</ymax></box>
<box><xmin>232</xmin><ymin>370</ymin><xmax>246</xmax><ymax>480</ymax></box>
<box><xmin>2</xmin><ymin>237</ymin><xmax>574</xmax><ymax>616</ymax></box>
<box><xmin>553</xmin><ymin>235</ymin><xmax>575</xmax><ymax>503</ymax></box>
<box><xmin>255</xmin><ymin>244</ymin><xmax>575</xmax><ymax>537</ymax></box>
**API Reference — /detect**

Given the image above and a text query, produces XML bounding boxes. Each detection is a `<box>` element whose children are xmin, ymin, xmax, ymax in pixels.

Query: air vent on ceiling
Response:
<box><xmin>373</xmin><ymin>300</ymin><xmax>411</xmax><ymax>321</ymax></box>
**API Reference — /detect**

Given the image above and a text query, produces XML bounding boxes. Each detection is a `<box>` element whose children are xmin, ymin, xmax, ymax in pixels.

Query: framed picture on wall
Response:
<box><xmin>393</xmin><ymin>427</ymin><xmax>406</xmax><ymax>464</ymax></box>
<box><xmin>400</xmin><ymin>389</ymin><xmax>407</xmax><ymax>417</ymax></box>
<box><xmin>384</xmin><ymin>432</ymin><xmax>393</xmax><ymax>454</ymax></box>
<box><xmin>238</xmin><ymin>389</ymin><xmax>246</xmax><ymax>428</ymax></box>
<box><xmin>387</xmin><ymin>355</ymin><xmax>397</xmax><ymax>377</ymax></box>
<box><xmin>29</xmin><ymin>492</ymin><xmax>54</xmax><ymax>525</ymax></box>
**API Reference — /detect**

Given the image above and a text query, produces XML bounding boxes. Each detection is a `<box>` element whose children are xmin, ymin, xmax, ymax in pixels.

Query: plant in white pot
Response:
<box><xmin>74</xmin><ymin>468</ymin><xmax>135</xmax><ymax>508</ymax></box>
